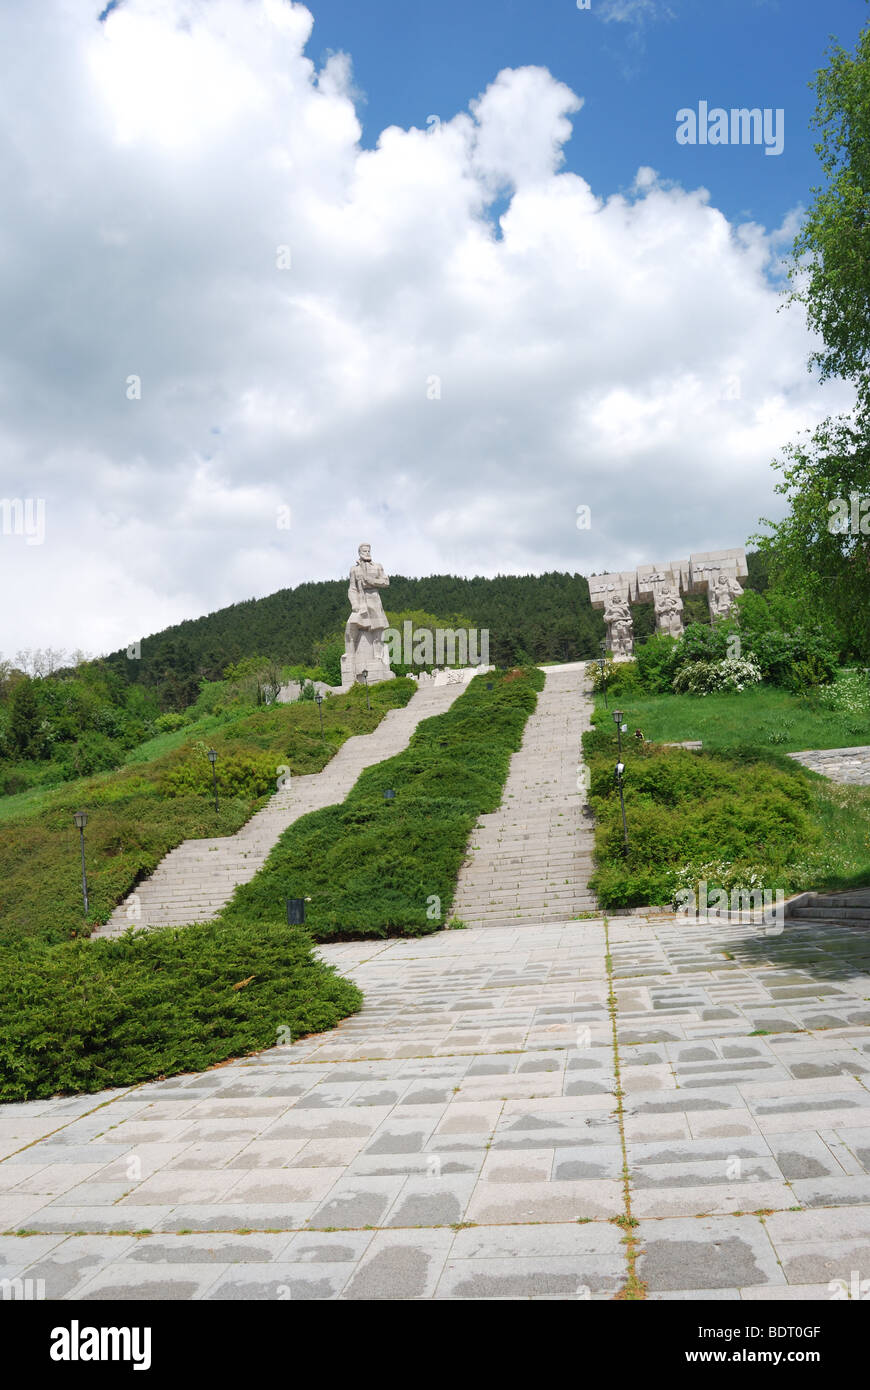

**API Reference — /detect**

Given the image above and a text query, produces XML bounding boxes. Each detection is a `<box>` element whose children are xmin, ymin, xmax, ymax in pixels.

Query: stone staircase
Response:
<box><xmin>94</xmin><ymin>682</ymin><xmax>467</xmax><ymax>937</ymax></box>
<box><xmin>449</xmin><ymin>663</ymin><xmax>598</xmax><ymax>928</ymax></box>
<box><xmin>786</xmin><ymin>889</ymin><xmax>870</xmax><ymax>928</ymax></box>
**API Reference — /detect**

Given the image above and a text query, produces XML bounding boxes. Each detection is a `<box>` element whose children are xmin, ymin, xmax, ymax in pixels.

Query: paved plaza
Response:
<box><xmin>2</xmin><ymin>913</ymin><xmax>870</xmax><ymax>1300</ymax></box>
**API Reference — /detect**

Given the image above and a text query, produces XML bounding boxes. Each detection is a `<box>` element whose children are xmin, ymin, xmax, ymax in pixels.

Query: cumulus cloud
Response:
<box><xmin>0</xmin><ymin>0</ymin><xmax>852</xmax><ymax>653</ymax></box>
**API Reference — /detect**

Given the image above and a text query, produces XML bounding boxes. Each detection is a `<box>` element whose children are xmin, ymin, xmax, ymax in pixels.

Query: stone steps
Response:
<box><xmin>94</xmin><ymin>683</ymin><xmax>467</xmax><ymax>937</ymax></box>
<box><xmin>786</xmin><ymin>889</ymin><xmax>870</xmax><ymax>928</ymax></box>
<box><xmin>450</xmin><ymin>665</ymin><xmax>597</xmax><ymax>928</ymax></box>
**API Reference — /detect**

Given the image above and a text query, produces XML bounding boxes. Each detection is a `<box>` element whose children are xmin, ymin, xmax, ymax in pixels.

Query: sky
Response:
<box><xmin>1</xmin><ymin>0</ymin><xmax>867</xmax><ymax>656</ymax></box>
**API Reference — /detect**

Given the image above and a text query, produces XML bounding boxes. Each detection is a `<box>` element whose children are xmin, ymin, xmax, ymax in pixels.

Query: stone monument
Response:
<box><xmin>653</xmin><ymin>582</ymin><xmax>684</xmax><ymax>638</ymax></box>
<box><xmin>603</xmin><ymin>593</ymin><xmax>634</xmax><ymax>659</ymax></box>
<box><xmin>709</xmin><ymin>570</ymin><xmax>744</xmax><ymax>620</ymax></box>
<box><xmin>340</xmin><ymin>542</ymin><xmax>395</xmax><ymax>689</ymax></box>
<box><xmin>589</xmin><ymin>548</ymin><xmax>748</xmax><ymax>651</ymax></box>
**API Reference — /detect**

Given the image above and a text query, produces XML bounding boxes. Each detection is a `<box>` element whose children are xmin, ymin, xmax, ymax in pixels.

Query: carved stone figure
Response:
<box><xmin>340</xmin><ymin>543</ymin><xmax>395</xmax><ymax>687</ymax></box>
<box><xmin>654</xmin><ymin>583</ymin><xmax>684</xmax><ymax>638</ymax></box>
<box><xmin>603</xmin><ymin>594</ymin><xmax>634</xmax><ymax>659</ymax></box>
<box><xmin>709</xmin><ymin>571</ymin><xmax>743</xmax><ymax>620</ymax></box>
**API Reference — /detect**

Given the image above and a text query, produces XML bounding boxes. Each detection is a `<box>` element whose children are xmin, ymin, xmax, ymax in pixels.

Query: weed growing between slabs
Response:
<box><xmin>217</xmin><ymin>667</ymin><xmax>545</xmax><ymax>939</ymax></box>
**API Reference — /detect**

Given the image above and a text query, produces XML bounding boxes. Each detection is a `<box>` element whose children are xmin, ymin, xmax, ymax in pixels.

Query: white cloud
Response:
<box><xmin>0</xmin><ymin>0</ymin><xmax>852</xmax><ymax>655</ymax></box>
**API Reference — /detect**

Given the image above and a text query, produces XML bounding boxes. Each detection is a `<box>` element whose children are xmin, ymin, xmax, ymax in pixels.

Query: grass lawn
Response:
<box><xmin>605</xmin><ymin>684</ymin><xmax>870</xmax><ymax>754</ymax></box>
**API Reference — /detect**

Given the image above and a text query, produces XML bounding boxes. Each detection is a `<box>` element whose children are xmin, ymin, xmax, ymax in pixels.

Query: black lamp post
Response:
<box><xmin>207</xmin><ymin>748</ymin><xmax>219</xmax><ymax>812</ymax></box>
<box><xmin>359</xmin><ymin>669</ymin><xmax>370</xmax><ymax>711</ymax></box>
<box><xmin>73</xmin><ymin>810</ymin><xmax>89</xmax><ymax>914</ymax></box>
<box><xmin>315</xmin><ymin>692</ymin><xmax>324</xmax><ymax>741</ymax></box>
<box><xmin>614</xmin><ymin>761</ymin><xmax>629</xmax><ymax>858</ymax></box>
<box><xmin>612</xmin><ymin>708</ymin><xmax>626</xmax><ymax>759</ymax></box>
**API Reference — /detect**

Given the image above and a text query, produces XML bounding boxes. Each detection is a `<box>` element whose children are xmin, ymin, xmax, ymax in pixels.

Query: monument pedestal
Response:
<box><xmin>340</xmin><ymin>652</ymin><xmax>394</xmax><ymax>690</ymax></box>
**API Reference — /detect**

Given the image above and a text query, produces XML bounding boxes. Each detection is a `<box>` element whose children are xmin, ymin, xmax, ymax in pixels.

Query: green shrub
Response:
<box><xmin>634</xmin><ymin>632</ymin><xmax>679</xmax><ymax>693</ymax></box>
<box><xmin>56</xmin><ymin>731</ymin><xmax>125</xmax><ymax>778</ymax></box>
<box><xmin>747</xmin><ymin>628</ymin><xmax>837</xmax><ymax>689</ymax></box>
<box><xmin>0</xmin><ymin>922</ymin><xmax>362</xmax><ymax>1101</ymax></box>
<box><xmin>162</xmin><ymin>750</ymin><xmax>277</xmax><ymax>799</ymax></box>
<box><xmin>218</xmin><ymin>668</ymin><xmax>544</xmax><ymax>940</ymax></box>
<box><xmin>671</xmin><ymin>656</ymin><xmax>762</xmax><ymax>696</ymax></box>
<box><xmin>155</xmin><ymin>711</ymin><xmax>186</xmax><ymax>732</ymax></box>
<box><xmin>0</xmin><ymin>677</ymin><xmax>417</xmax><ymax>945</ymax></box>
<box><xmin>584</xmin><ymin>726</ymin><xmax>821</xmax><ymax>909</ymax></box>
<box><xmin>587</xmin><ymin>659</ymin><xmax>641</xmax><ymax>697</ymax></box>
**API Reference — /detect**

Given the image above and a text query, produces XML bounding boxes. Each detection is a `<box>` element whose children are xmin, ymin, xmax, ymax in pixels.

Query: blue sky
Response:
<box><xmin>307</xmin><ymin>0</ymin><xmax>866</xmax><ymax>232</ymax></box>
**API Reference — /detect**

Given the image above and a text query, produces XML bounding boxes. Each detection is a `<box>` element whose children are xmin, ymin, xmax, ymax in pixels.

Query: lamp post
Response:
<box><xmin>315</xmin><ymin>692</ymin><xmax>324</xmax><ymax>741</ymax></box>
<box><xmin>383</xmin><ymin>788</ymin><xmax>396</xmax><ymax>803</ymax></box>
<box><xmin>73</xmin><ymin>810</ymin><xmax>89</xmax><ymax>914</ymax></box>
<box><xmin>612</xmin><ymin>708</ymin><xmax>626</xmax><ymax>759</ymax></box>
<box><xmin>614</xmin><ymin>762</ymin><xmax>629</xmax><ymax>858</ymax></box>
<box><xmin>359</xmin><ymin>669</ymin><xmax>370</xmax><ymax>711</ymax></box>
<box><xmin>207</xmin><ymin>748</ymin><xmax>219</xmax><ymax>812</ymax></box>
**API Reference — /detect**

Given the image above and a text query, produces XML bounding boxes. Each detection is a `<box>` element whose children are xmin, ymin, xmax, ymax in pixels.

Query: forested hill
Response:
<box><xmin>102</xmin><ymin>572</ymin><xmax>605</xmax><ymax>700</ymax></box>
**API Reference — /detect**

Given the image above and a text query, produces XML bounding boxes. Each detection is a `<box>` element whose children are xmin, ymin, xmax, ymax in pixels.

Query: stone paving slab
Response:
<box><xmin>2</xmin><ymin>911</ymin><xmax>870</xmax><ymax>1299</ymax></box>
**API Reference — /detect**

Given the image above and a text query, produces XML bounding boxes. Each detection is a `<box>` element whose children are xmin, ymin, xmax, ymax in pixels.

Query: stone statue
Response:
<box><xmin>654</xmin><ymin>583</ymin><xmax>684</xmax><ymax>638</ymax></box>
<box><xmin>603</xmin><ymin>594</ymin><xmax>634</xmax><ymax>659</ymax></box>
<box><xmin>710</xmin><ymin>571</ymin><xmax>743</xmax><ymax>620</ymax></box>
<box><xmin>341</xmin><ymin>543</ymin><xmax>394</xmax><ymax>688</ymax></box>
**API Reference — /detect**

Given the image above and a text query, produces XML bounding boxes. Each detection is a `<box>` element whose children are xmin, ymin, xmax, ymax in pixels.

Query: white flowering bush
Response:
<box><xmin>671</xmin><ymin>859</ymin><xmax>768</xmax><ymax>910</ymax></box>
<box><xmin>818</xmin><ymin>667</ymin><xmax>870</xmax><ymax>717</ymax></box>
<box><xmin>672</xmin><ymin>656</ymin><xmax>762</xmax><ymax>696</ymax></box>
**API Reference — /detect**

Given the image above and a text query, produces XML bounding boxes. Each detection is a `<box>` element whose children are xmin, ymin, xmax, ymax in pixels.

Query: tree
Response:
<box><xmin>9</xmin><ymin>677</ymin><xmax>42</xmax><ymax>757</ymax></box>
<box><xmin>758</xmin><ymin>14</ymin><xmax>870</xmax><ymax>657</ymax></box>
<box><xmin>788</xmin><ymin>19</ymin><xmax>870</xmax><ymax>398</ymax></box>
<box><xmin>754</xmin><ymin>408</ymin><xmax>870</xmax><ymax>659</ymax></box>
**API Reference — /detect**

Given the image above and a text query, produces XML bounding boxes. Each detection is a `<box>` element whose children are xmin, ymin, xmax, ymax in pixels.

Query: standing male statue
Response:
<box><xmin>341</xmin><ymin>542</ymin><xmax>394</xmax><ymax>687</ymax></box>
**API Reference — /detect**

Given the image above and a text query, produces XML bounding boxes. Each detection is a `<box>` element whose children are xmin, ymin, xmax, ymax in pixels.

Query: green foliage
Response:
<box><xmin>218</xmin><ymin>668</ymin><xmax>544</xmax><ymax>941</ymax></box>
<box><xmin>0</xmin><ymin>922</ymin><xmax>362</xmax><ymax>1101</ymax></box>
<box><xmin>754</xmin><ymin>407</ymin><xmax>870</xmax><ymax>660</ymax></box>
<box><xmin>155</xmin><ymin>711</ymin><xmax>186</xmax><ymax>733</ymax></box>
<box><xmin>671</xmin><ymin>657</ymin><xmax>762</xmax><ymax>696</ymax></box>
<box><xmin>0</xmin><ymin>678</ymin><xmax>417</xmax><ymax>946</ymax></box>
<box><xmin>818</xmin><ymin>665</ymin><xmax>870</xmax><ymax>716</ymax></box>
<box><xmin>595</xmin><ymin>681</ymin><xmax>870</xmax><ymax>754</ymax></box>
<box><xmin>584</xmin><ymin>723</ymin><xmax>820</xmax><ymax>908</ymax></box>
<box><xmin>9</xmin><ymin>678</ymin><xmax>43</xmax><ymax>757</ymax></box>
<box><xmin>162</xmin><ymin>750</ymin><xmax>277</xmax><ymax>799</ymax></box>
<box><xmin>587</xmin><ymin>659</ymin><xmax>641</xmax><ymax>697</ymax></box>
<box><xmin>633</xmin><ymin>633</ymin><xmax>679</xmax><ymax>694</ymax></box>
<box><xmin>96</xmin><ymin>572</ymin><xmax>607</xmax><ymax>697</ymax></box>
<box><xmin>787</xmin><ymin>18</ymin><xmax>870</xmax><ymax>396</ymax></box>
<box><xmin>55</xmin><ymin>730</ymin><xmax>125</xmax><ymax>779</ymax></box>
